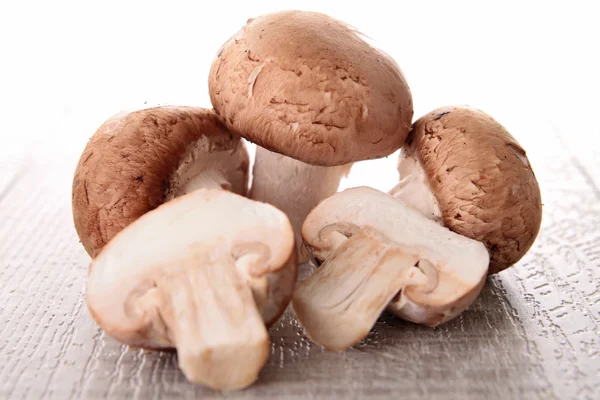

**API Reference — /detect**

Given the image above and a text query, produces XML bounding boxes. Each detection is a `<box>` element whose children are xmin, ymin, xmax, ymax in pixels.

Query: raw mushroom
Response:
<box><xmin>292</xmin><ymin>187</ymin><xmax>489</xmax><ymax>351</ymax></box>
<box><xmin>72</xmin><ymin>106</ymin><xmax>248</xmax><ymax>257</ymax></box>
<box><xmin>87</xmin><ymin>188</ymin><xmax>296</xmax><ymax>390</ymax></box>
<box><xmin>208</xmin><ymin>10</ymin><xmax>413</xmax><ymax>262</ymax></box>
<box><xmin>390</xmin><ymin>106</ymin><xmax>543</xmax><ymax>274</ymax></box>
<box><xmin>73</xmin><ymin>106</ymin><xmax>298</xmax><ymax>389</ymax></box>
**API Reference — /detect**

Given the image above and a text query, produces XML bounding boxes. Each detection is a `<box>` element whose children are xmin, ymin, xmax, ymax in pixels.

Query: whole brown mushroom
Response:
<box><xmin>208</xmin><ymin>10</ymin><xmax>413</xmax><ymax>261</ymax></box>
<box><xmin>390</xmin><ymin>106</ymin><xmax>543</xmax><ymax>274</ymax></box>
<box><xmin>72</xmin><ymin>106</ymin><xmax>249</xmax><ymax>257</ymax></box>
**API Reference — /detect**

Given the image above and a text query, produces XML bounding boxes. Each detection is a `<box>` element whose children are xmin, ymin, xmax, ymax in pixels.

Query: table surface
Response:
<box><xmin>1</xmin><ymin>2</ymin><xmax>599</xmax><ymax>399</ymax></box>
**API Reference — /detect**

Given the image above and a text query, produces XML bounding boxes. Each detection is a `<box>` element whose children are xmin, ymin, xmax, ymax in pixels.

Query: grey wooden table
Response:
<box><xmin>0</xmin><ymin>108</ymin><xmax>598</xmax><ymax>400</ymax></box>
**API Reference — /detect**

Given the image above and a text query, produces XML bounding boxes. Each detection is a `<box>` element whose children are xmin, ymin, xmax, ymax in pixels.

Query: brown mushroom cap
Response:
<box><xmin>208</xmin><ymin>10</ymin><xmax>413</xmax><ymax>166</ymax></box>
<box><xmin>72</xmin><ymin>106</ymin><xmax>249</xmax><ymax>257</ymax></box>
<box><xmin>410</xmin><ymin>106</ymin><xmax>542</xmax><ymax>273</ymax></box>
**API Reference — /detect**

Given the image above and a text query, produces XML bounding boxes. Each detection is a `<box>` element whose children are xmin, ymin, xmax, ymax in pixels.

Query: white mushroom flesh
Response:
<box><xmin>87</xmin><ymin>189</ymin><xmax>294</xmax><ymax>390</ymax></box>
<box><xmin>293</xmin><ymin>187</ymin><xmax>488</xmax><ymax>351</ymax></box>
<box><xmin>389</xmin><ymin>142</ymin><xmax>442</xmax><ymax>223</ymax></box>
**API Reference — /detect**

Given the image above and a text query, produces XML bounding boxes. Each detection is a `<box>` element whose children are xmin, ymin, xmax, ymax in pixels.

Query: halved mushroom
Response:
<box><xmin>390</xmin><ymin>106</ymin><xmax>543</xmax><ymax>274</ymax></box>
<box><xmin>72</xmin><ymin>106</ymin><xmax>248</xmax><ymax>257</ymax></box>
<box><xmin>87</xmin><ymin>188</ymin><xmax>296</xmax><ymax>390</ymax></box>
<box><xmin>292</xmin><ymin>187</ymin><xmax>489</xmax><ymax>350</ymax></box>
<box><xmin>208</xmin><ymin>11</ymin><xmax>413</xmax><ymax>262</ymax></box>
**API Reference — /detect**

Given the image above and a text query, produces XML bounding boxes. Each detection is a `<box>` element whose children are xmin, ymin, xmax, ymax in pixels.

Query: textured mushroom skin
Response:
<box><xmin>72</xmin><ymin>107</ymin><xmax>249</xmax><ymax>257</ymax></box>
<box><xmin>411</xmin><ymin>106</ymin><xmax>542</xmax><ymax>273</ymax></box>
<box><xmin>208</xmin><ymin>10</ymin><xmax>413</xmax><ymax>166</ymax></box>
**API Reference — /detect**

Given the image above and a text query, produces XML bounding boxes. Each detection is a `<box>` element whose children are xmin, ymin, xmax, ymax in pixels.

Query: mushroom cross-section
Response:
<box><xmin>87</xmin><ymin>188</ymin><xmax>296</xmax><ymax>391</ymax></box>
<box><xmin>292</xmin><ymin>187</ymin><xmax>489</xmax><ymax>351</ymax></box>
<box><xmin>390</xmin><ymin>106</ymin><xmax>543</xmax><ymax>274</ymax></box>
<box><xmin>208</xmin><ymin>10</ymin><xmax>413</xmax><ymax>262</ymax></box>
<box><xmin>72</xmin><ymin>106</ymin><xmax>249</xmax><ymax>257</ymax></box>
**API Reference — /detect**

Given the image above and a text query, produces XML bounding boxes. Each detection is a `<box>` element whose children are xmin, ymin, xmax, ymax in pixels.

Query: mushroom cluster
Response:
<box><xmin>72</xmin><ymin>10</ymin><xmax>542</xmax><ymax>391</ymax></box>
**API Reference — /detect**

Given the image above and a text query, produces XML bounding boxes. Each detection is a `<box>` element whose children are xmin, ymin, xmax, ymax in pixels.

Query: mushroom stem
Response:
<box><xmin>147</xmin><ymin>248</ymin><xmax>269</xmax><ymax>391</ymax></box>
<box><xmin>292</xmin><ymin>227</ymin><xmax>427</xmax><ymax>351</ymax></box>
<box><xmin>173</xmin><ymin>168</ymin><xmax>232</xmax><ymax>197</ymax></box>
<box><xmin>250</xmin><ymin>146</ymin><xmax>351</xmax><ymax>263</ymax></box>
<box><xmin>389</xmin><ymin>144</ymin><xmax>442</xmax><ymax>223</ymax></box>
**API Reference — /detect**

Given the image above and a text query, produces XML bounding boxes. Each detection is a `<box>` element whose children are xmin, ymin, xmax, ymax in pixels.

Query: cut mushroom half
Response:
<box><xmin>292</xmin><ymin>187</ymin><xmax>489</xmax><ymax>351</ymax></box>
<box><xmin>87</xmin><ymin>189</ymin><xmax>296</xmax><ymax>391</ymax></box>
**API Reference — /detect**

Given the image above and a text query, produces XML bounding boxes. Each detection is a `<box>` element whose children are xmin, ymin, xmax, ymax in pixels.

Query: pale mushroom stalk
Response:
<box><xmin>250</xmin><ymin>146</ymin><xmax>351</xmax><ymax>262</ymax></box>
<box><xmin>166</xmin><ymin>135</ymin><xmax>248</xmax><ymax>199</ymax></box>
<box><xmin>172</xmin><ymin>168</ymin><xmax>232</xmax><ymax>193</ymax></box>
<box><xmin>388</xmin><ymin>141</ymin><xmax>442</xmax><ymax>223</ymax></box>
<box><xmin>292</xmin><ymin>187</ymin><xmax>489</xmax><ymax>351</ymax></box>
<box><xmin>293</xmin><ymin>227</ymin><xmax>425</xmax><ymax>351</ymax></box>
<box><xmin>138</xmin><ymin>249</ymin><xmax>269</xmax><ymax>390</ymax></box>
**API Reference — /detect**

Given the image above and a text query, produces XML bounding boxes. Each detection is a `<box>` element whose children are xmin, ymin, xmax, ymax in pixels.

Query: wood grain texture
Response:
<box><xmin>0</xmin><ymin>117</ymin><xmax>598</xmax><ymax>400</ymax></box>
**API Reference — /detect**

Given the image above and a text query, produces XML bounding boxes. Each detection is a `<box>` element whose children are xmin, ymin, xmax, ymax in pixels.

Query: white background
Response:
<box><xmin>0</xmin><ymin>0</ymin><xmax>598</xmax><ymax>190</ymax></box>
